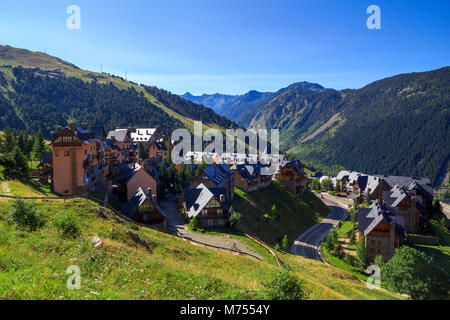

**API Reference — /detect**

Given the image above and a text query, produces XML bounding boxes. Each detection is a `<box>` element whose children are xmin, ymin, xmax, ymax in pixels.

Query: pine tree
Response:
<box><xmin>1</xmin><ymin>127</ymin><xmax>14</xmax><ymax>154</ymax></box>
<box><xmin>356</xmin><ymin>236</ymin><xmax>368</xmax><ymax>271</ymax></box>
<box><xmin>32</xmin><ymin>130</ymin><xmax>45</xmax><ymax>161</ymax></box>
<box><xmin>8</xmin><ymin>146</ymin><xmax>29</xmax><ymax>180</ymax></box>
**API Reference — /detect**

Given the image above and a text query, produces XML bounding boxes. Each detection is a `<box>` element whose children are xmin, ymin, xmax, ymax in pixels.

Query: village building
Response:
<box><xmin>275</xmin><ymin>160</ymin><xmax>307</xmax><ymax>196</ymax></box>
<box><xmin>122</xmin><ymin>187</ymin><xmax>167</xmax><ymax>228</ymax></box>
<box><xmin>232</xmin><ymin>163</ymin><xmax>272</xmax><ymax>192</ymax></box>
<box><xmin>106</xmin><ymin>129</ymin><xmax>138</xmax><ymax>165</ymax></box>
<box><xmin>36</xmin><ymin>152</ymin><xmax>53</xmax><ymax>185</ymax></box>
<box><xmin>115</xmin><ymin>163</ymin><xmax>157</xmax><ymax>203</ymax></box>
<box><xmin>51</xmin><ymin>124</ymin><xmax>105</xmax><ymax>196</ymax></box>
<box><xmin>183</xmin><ymin>183</ymin><xmax>230</xmax><ymax>228</ymax></box>
<box><xmin>382</xmin><ymin>185</ymin><xmax>421</xmax><ymax>233</ymax></box>
<box><xmin>358</xmin><ymin>201</ymin><xmax>406</xmax><ymax>262</ymax></box>
<box><xmin>188</xmin><ymin>163</ymin><xmax>235</xmax><ymax>202</ymax></box>
<box><xmin>148</xmin><ymin>141</ymin><xmax>168</xmax><ymax>162</ymax></box>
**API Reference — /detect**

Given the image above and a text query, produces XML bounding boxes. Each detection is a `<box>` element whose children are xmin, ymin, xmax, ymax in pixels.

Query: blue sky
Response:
<box><xmin>1</xmin><ymin>0</ymin><xmax>449</xmax><ymax>94</ymax></box>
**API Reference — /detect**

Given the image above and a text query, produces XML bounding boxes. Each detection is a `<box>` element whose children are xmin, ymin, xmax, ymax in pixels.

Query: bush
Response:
<box><xmin>270</xmin><ymin>205</ymin><xmax>280</xmax><ymax>221</ymax></box>
<box><xmin>349</xmin><ymin>229</ymin><xmax>356</xmax><ymax>245</ymax></box>
<box><xmin>440</xmin><ymin>216</ymin><xmax>447</xmax><ymax>228</ymax></box>
<box><xmin>54</xmin><ymin>213</ymin><xmax>81</xmax><ymax>239</ymax></box>
<box><xmin>189</xmin><ymin>216</ymin><xmax>203</xmax><ymax>231</ymax></box>
<box><xmin>262</xmin><ymin>268</ymin><xmax>309</xmax><ymax>300</ymax></box>
<box><xmin>374</xmin><ymin>255</ymin><xmax>384</xmax><ymax>268</ymax></box>
<box><xmin>7</xmin><ymin>199</ymin><xmax>45</xmax><ymax>231</ymax></box>
<box><xmin>281</xmin><ymin>235</ymin><xmax>290</xmax><ymax>251</ymax></box>
<box><xmin>344</xmin><ymin>253</ymin><xmax>355</xmax><ymax>266</ymax></box>
<box><xmin>229</xmin><ymin>211</ymin><xmax>242</xmax><ymax>229</ymax></box>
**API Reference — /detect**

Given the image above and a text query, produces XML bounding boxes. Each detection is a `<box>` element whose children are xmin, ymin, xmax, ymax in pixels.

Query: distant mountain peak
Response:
<box><xmin>286</xmin><ymin>81</ymin><xmax>325</xmax><ymax>91</ymax></box>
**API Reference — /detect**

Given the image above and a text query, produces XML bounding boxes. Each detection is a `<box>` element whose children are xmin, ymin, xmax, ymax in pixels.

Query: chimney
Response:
<box><xmin>56</xmin><ymin>126</ymin><xmax>62</xmax><ymax>134</ymax></box>
<box><xmin>220</xmin><ymin>194</ymin><xmax>225</xmax><ymax>203</ymax></box>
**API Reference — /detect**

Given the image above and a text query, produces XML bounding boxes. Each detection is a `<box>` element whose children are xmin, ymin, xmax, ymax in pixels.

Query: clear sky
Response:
<box><xmin>1</xmin><ymin>0</ymin><xmax>449</xmax><ymax>95</ymax></box>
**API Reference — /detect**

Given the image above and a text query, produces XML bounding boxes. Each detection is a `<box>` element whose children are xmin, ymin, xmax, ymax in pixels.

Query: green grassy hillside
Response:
<box><xmin>0</xmin><ymin>182</ymin><xmax>401</xmax><ymax>300</ymax></box>
<box><xmin>232</xmin><ymin>181</ymin><xmax>330</xmax><ymax>246</ymax></box>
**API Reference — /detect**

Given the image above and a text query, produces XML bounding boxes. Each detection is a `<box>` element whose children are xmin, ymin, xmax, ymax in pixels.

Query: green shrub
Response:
<box><xmin>270</xmin><ymin>205</ymin><xmax>280</xmax><ymax>221</ymax></box>
<box><xmin>344</xmin><ymin>253</ymin><xmax>355</xmax><ymax>266</ymax></box>
<box><xmin>374</xmin><ymin>255</ymin><xmax>384</xmax><ymax>268</ymax></box>
<box><xmin>281</xmin><ymin>235</ymin><xmax>290</xmax><ymax>251</ymax></box>
<box><xmin>349</xmin><ymin>229</ymin><xmax>356</xmax><ymax>245</ymax></box>
<box><xmin>189</xmin><ymin>216</ymin><xmax>203</xmax><ymax>231</ymax></box>
<box><xmin>229</xmin><ymin>211</ymin><xmax>242</xmax><ymax>229</ymax></box>
<box><xmin>54</xmin><ymin>213</ymin><xmax>81</xmax><ymax>239</ymax></box>
<box><xmin>127</xmin><ymin>221</ymin><xmax>140</xmax><ymax>231</ymax></box>
<box><xmin>7</xmin><ymin>199</ymin><xmax>45</xmax><ymax>231</ymax></box>
<box><xmin>262</xmin><ymin>268</ymin><xmax>309</xmax><ymax>300</ymax></box>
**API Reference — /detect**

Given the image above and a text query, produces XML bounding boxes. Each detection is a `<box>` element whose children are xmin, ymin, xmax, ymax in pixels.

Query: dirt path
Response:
<box><xmin>159</xmin><ymin>194</ymin><xmax>263</xmax><ymax>260</ymax></box>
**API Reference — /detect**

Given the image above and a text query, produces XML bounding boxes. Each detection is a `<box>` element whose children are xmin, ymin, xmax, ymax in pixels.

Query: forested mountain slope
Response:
<box><xmin>241</xmin><ymin>68</ymin><xmax>450</xmax><ymax>185</ymax></box>
<box><xmin>0</xmin><ymin>45</ymin><xmax>237</xmax><ymax>138</ymax></box>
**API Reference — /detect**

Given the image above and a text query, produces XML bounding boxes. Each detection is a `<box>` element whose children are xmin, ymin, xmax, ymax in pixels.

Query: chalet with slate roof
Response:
<box><xmin>189</xmin><ymin>163</ymin><xmax>235</xmax><ymax>202</ymax></box>
<box><xmin>115</xmin><ymin>163</ymin><xmax>157</xmax><ymax>203</ymax></box>
<box><xmin>148</xmin><ymin>141</ymin><xmax>168</xmax><ymax>162</ymax></box>
<box><xmin>232</xmin><ymin>163</ymin><xmax>272</xmax><ymax>192</ymax></box>
<box><xmin>358</xmin><ymin>201</ymin><xmax>406</xmax><ymax>261</ymax></box>
<box><xmin>382</xmin><ymin>185</ymin><xmax>421</xmax><ymax>233</ymax></box>
<box><xmin>122</xmin><ymin>187</ymin><xmax>167</xmax><ymax>228</ymax></box>
<box><xmin>275</xmin><ymin>160</ymin><xmax>307</xmax><ymax>196</ymax></box>
<box><xmin>183</xmin><ymin>183</ymin><xmax>230</xmax><ymax>227</ymax></box>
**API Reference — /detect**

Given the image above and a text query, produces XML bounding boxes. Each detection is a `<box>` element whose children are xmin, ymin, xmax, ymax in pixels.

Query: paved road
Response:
<box><xmin>292</xmin><ymin>193</ymin><xmax>349</xmax><ymax>262</ymax></box>
<box><xmin>158</xmin><ymin>194</ymin><xmax>263</xmax><ymax>260</ymax></box>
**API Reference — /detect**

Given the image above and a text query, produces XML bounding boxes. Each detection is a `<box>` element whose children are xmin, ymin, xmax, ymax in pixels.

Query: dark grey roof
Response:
<box><xmin>358</xmin><ymin>201</ymin><xmax>405</xmax><ymax>238</ymax></box>
<box><xmin>374</xmin><ymin>175</ymin><xmax>431</xmax><ymax>188</ymax></box>
<box><xmin>184</xmin><ymin>183</ymin><xmax>229</xmax><ymax>218</ymax></box>
<box><xmin>203</xmin><ymin>164</ymin><xmax>234</xmax><ymax>187</ymax></box>
<box><xmin>121</xmin><ymin>187</ymin><xmax>166</xmax><ymax>218</ymax></box>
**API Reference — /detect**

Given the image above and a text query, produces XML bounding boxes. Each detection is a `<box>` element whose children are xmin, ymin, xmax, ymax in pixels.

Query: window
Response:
<box><xmin>370</xmin><ymin>248</ymin><xmax>375</xmax><ymax>253</ymax></box>
<box><xmin>206</xmin><ymin>199</ymin><xmax>221</xmax><ymax>208</ymax></box>
<box><xmin>371</xmin><ymin>240</ymin><xmax>375</xmax><ymax>245</ymax></box>
<box><xmin>55</xmin><ymin>151</ymin><xmax>59</xmax><ymax>157</ymax></box>
<box><xmin>217</xmin><ymin>209</ymin><xmax>223</xmax><ymax>215</ymax></box>
<box><xmin>64</xmin><ymin>151</ymin><xmax>70</xmax><ymax>157</ymax></box>
<box><xmin>202</xmin><ymin>209</ymin><xmax>208</xmax><ymax>216</ymax></box>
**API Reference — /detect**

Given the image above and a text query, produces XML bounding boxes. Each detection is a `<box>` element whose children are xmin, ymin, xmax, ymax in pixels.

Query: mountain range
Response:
<box><xmin>183</xmin><ymin>70</ymin><xmax>450</xmax><ymax>186</ymax></box>
<box><xmin>0</xmin><ymin>44</ymin><xmax>448</xmax><ymax>185</ymax></box>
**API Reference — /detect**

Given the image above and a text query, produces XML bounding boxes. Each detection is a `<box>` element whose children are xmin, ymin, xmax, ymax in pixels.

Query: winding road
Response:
<box><xmin>292</xmin><ymin>193</ymin><xmax>349</xmax><ymax>262</ymax></box>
